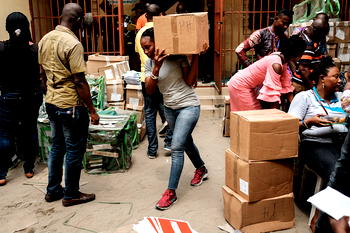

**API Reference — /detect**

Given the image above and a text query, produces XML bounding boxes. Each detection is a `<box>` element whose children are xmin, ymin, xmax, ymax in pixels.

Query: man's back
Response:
<box><xmin>39</xmin><ymin>25</ymin><xmax>86</xmax><ymax>108</ymax></box>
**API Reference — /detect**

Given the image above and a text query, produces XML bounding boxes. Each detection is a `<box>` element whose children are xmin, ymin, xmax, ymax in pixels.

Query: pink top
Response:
<box><xmin>230</xmin><ymin>52</ymin><xmax>293</xmax><ymax>103</ymax></box>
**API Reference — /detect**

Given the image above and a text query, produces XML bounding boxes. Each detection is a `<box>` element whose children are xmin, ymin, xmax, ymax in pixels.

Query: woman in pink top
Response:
<box><xmin>228</xmin><ymin>35</ymin><xmax>306</xmax><ymax>111</ymax></box>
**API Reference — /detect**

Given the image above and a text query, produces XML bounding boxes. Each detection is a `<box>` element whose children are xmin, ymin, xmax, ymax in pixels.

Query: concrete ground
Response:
<box><xmin>0</xmin><ymin>113</ymin><xmax>311</xmax><ymax>233</ymax></box>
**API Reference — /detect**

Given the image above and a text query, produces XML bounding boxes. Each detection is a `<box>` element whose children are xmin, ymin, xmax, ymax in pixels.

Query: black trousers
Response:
<box><xmin>315</xmin><ymin>132</ymin><xmax>350</xmax><ymax>232</ymax></box>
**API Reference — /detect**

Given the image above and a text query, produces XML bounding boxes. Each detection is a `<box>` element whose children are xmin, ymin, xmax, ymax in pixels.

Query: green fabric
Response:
<box><xmin>86</xmin><ymin>75</ymin><xmax>106</xmax><ymax>111</ymax></box>
<box><xmin>293</xmin><ymin>0</ymin><xmax>340</xmax><ymax>23</ymax></box>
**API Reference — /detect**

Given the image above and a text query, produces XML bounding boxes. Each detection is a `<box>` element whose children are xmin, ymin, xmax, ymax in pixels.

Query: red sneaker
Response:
<box><xmin>191</xmin><ymin>166</ymin><xmax>208</xmax><ymax>186</ymax></box>
<box><xmin>155</xmin><ymin>189</ymin><xmax>177</xmax><ymax>210</ymax></box>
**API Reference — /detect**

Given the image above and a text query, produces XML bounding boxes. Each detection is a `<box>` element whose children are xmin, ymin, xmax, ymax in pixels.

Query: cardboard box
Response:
<box><xmin>328</xmin><ymin>21</ymin><xmax>350</xmax><ymax>43</ymax></box>
<box><xmin>222</xmin><ymin>186</ymin><xmax>295</xmax><ymax>232</ymax></box>
<box><xmin>225</xmin><ymin>149</ymin><xmax>293</xmax><ymax>202</ymax></box>
<box><xmin>230</xmin><ymin>109</ymin><xmax>299</xmax><ymax>161</ymax></box>
<box><xmin>106</xmin><ymin>84</ymin><xmax>124</xmax><ymax>102</ymax></box>
<box><xmin>87</xmin><ymin>54</ymin><xmax>129</xmax><ymax>74</ymax></box>
<box><xmin>337</xmin><ymin>43</ymin><xmax>350</xmax><ymax>63</ymax></box>
<box><xmin>108</xmin><ymin>101</ymin><xmax>125</xmax><ymax>110</ymax></box>
<box><xmin>223</xmin><ymin>118</ymin><xmax>230</xmax><ymax>137</ymax></box>
<box><xmin>99</xmin><ymin>65</ymin><xmax>123</xmax><ymax>85</ymax></box>
<box><xmin>327</xmin><ymin>43</ymin><xmax>337</xmax><ymax>58</ymax></box>
<box><xmin>125</xmin><ymin>84</ymin><xmax>144</xmax><ymax>110</ymax></box>
<box><xmin>153</xmin><ymin>13</ymin><xmax>209</xmax><ymax>54</ymax></box>
<box><xmin>224</xmin><ymin>96</ymin><xmax>230</xmax><ymax>118</ymax></box>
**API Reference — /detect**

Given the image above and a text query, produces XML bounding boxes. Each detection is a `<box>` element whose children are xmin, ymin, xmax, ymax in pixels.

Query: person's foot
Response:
<box><xmin>147</xmin><ymin>153</ymin><xmax>157</xmax><ymax>159</ymax></box>
<box><xmin>163</xmin><ymin>144</ymin><xmax>171</xmax><ymax>152</ymax></box>
<box><xmin>24</xmin><ymin>171</ymin><xmax>34</xmax><ymax>179</ymax></box>
<box><xmin>191</xmin><ymin>166</ymin><xmax>208</xmax><ymax>186</ymax></box>
<box><xmin>0</xmin><ymin>179</ymin><xmax>7</xmax><ymax>186</ymax></box>
<box><xmin>158</xmin><ymin>121</ymin><xmax>168</xmax><ymax>137</ymax></box>
<box><xmin>45</xmin><ymin>192</ymin><xmax>64</xmax><ymax>202</ymax></box>
<box><xmin>62</xmin><ymin>192</ymin><xmax>96</xmax><ymax>207</ymax></box>
<box><xmin>155</xmin><ymin>189</ymin><xmax>177</xmax><ymax>210</ymax></box>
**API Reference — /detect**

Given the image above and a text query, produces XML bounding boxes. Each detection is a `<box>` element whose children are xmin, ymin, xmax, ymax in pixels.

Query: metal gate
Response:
<box><xmin>29</xmin><ymin>0</ymin><xmax>125</xmax><ymax>55</ymax></box>
<box><xmin>214</xmin><ymin>0</ymin><xmax>293</xmax><ymax>93</ymax></box>
<box><xmin>214</xmin><ymin>0</ymin><xmax>350</xmax><ymax>93</ymax></box>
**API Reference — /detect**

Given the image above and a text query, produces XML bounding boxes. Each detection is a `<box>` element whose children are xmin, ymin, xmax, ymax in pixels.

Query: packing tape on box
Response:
<box><xmin>105</xmin><ymin>56</ymin><xmax>110</xmax><ymax>65</ymax></box>
<box><xmin>171</xmin><ymin>17</ymin><xmax>179</xmax><ymax>53</ymax></box>
<box><xmin>233</xmin><ymin>154</ymin><xmax>238</xmax><ymax>192</ymax></box>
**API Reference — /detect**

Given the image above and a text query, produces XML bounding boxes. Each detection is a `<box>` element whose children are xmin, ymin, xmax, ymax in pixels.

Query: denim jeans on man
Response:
<box><xmin>46</xmin><ymin>103</ymin><xmax>89</xmax><ymax>199</ymax></box>
<box><xmin>164</xmin><ymin>105</ymin><xmax>204</xmax><ymax>190</ymax></box>
<box><xmin>0</xmin><ymin>92</ymin><xmax>42</xmax><ymax>179</ymax></box>
<box><xmin>142</xmin><ymin>83</ymin><xmax>172</xmax><ymax>156</ymax></box>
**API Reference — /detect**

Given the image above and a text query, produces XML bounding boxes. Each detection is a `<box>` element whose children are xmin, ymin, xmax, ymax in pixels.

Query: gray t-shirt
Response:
<box><xmin>145</xmin><ymin>56</ymin><xmax>200</xmax><ymax>109</ymax></box>
<box><xmin>288</xmin><ymin>88</ymin><xmax>348</xmax><ymax>143</ymax></box>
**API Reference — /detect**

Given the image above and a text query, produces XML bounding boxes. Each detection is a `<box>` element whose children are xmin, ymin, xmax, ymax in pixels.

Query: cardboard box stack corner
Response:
<box><xmin>289</xmin><ymin>21</ymin><xmax>350</xmax><ymax>72</ymax></box>
<box><xmin>223</xmin><ymin>96</ymin><xmax>230</xmax><ymax>137</ymax></box>
<box><xmin>223</xmin><ymin>109</ymin><xmax>299</xmax><ymax>232</ymax></box>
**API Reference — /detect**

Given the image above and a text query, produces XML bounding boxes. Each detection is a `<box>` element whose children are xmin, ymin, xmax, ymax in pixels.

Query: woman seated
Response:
<box><xmin>228</xmin><ymin>35</ymin><xmax>306</xmax><ymax>111</ymax></box>
<box><xmin>288</xmin><ymin>56</ymin><xmax>348</xmax><ymax>182</ymax></box>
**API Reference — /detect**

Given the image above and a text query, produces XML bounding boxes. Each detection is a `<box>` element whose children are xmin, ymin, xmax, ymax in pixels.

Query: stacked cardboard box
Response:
<box><xmin>86</xmin><ymin>54</ymin><xmax>129</xmax><ymax>75</ymax></box>
<box><xmin>98</xmin><ymin>61</ymin><xmax>131</xmax><ymax>106</ymax></box>
<box><xmin>222</xmin><ymin>96</ymin><xmax>230</xmax><ymax>137</ymax></box>
<box><xmin>223</xmin><ymin>109</ymin><xmax>299</xmax><ymax>232</ymax></box>
<box><xmin>125</xmin><ymin>84</ymin><xmax>144</xmax><ymax>125</ymax></box>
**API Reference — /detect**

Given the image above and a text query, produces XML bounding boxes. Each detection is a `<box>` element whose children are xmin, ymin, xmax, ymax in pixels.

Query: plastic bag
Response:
<box><xmin>293</xmin><ymin>0</ymin><xmax>340</xmax><ymax>24</ymax></box>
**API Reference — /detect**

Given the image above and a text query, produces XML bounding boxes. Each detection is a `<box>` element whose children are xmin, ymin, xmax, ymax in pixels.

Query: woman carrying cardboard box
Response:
<box><xmin>141</xmin><ymin>28</ymin><xmax>208</xmax><ymax>210</ymax></box>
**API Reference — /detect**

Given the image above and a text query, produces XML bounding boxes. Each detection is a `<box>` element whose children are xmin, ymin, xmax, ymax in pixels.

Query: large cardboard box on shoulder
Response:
<box><xmin>222</xmin><ymin>185</ymin><xmax>295</xmax><ymax>233</ymax></box>
<box><xmin>87</xmin><ymin>54</ymin><xmax>129</xmax><ymax>75</ymax></box>
<box><xmin>230</xmin><ymin>109</ymin><xmax>299</xmax><ymax>161</ymax></box>
<box><xmin>153</xmin><ymin>12</ymin><xmax>209</xmax><ymax>54</ymax></box>
<box><xmin>225</xmin><ymin>149</ymin><xmax>293</xmax><ymax>202</ymax></box>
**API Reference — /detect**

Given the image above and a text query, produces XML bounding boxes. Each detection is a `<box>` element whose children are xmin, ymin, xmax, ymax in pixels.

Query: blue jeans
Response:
<box><xmin>164</xmin><ymin>105</ymin><xmax>204</xmax><ymax>190</ymax></box>
<box><xmin>46</xmin><ymin>103</ymin><xmax>89</xmax><ymax>199</ymax></box>
<box><xmin>0</xmin><ymin>92</ymin><xmax>42</xmax><ymax>179</ymax></box>
<box><xmin>142</xmin><ymin>83</ymin><xmax>172</xmax><ymax>156</ymax></box>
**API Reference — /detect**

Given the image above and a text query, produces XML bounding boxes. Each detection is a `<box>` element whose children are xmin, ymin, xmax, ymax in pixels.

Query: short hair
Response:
<box><xmin>315</xmin><ymin>12</ymin><xmax>329</xmax><ymax>22</ymax></box>
<box><xmin>279</xmin><ymin>35</ymin><xmax>306</xmax><ymax>59</ymax></box>
<box><xmin>141</xmin><ymin>27</ymin><xmax>155</xmax><ymax>41</ymax></box>
<box><xmin>309</xmin><ymin>56</ymin><xmax>336</xmax><ymax>84</ymax></box>
<box><xmin>277</xmin><ymin>9</ymin><xmax>294</xmax><ymax>19</ymax></box>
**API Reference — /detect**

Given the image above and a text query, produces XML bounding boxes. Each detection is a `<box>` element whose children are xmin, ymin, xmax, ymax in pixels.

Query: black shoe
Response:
<box><xmin>45</xmin><ymin>193</ymin><xmax>63</xmax><ymax>202</ymax></box>
<box><xmin>62</xmin><ymin>192</ymin><xmax>96</xmax><ymax>207</ymax></box>
<box><xmin>158</xmin><ymin>122</ymin><xmax>168</xmax><ymax>137</ymax></box>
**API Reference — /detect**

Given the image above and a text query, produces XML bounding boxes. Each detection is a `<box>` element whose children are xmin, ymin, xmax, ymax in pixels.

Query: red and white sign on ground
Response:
<box><xmin>133</xmin><ymin>217</ymin><xmax>198</xmax><ymax>233</ymax></box>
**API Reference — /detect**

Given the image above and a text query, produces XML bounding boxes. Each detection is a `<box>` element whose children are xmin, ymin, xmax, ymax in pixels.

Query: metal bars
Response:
<box><xmin>29</xmin><ymin>0</ymin><xmax>125</xmax><ymax>55</ymax></box>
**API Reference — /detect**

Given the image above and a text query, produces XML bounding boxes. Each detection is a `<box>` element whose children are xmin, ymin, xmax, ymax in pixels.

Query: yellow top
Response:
<box><xmin>135</xmin><ymin>22</ymin><xmax>153</xmax><ymax>82</ymax></box>
<box><xmin>39</xmin><ymin>25</ymin><xmax>86</xmax><ymax>108</ymax></box>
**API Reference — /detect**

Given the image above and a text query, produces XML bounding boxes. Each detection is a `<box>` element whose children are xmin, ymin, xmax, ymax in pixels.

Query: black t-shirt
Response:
<box><xmin>0</xmin><ymin>40</ymin><xmax>41</xmax><ymax>94</ymax></box>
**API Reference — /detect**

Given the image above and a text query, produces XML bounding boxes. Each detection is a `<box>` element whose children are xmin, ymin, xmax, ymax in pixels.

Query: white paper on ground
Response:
<box><xmin>307</xmin><ymin>186</ymin><xmax>350</xmax><ymax>220</ymax></box>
